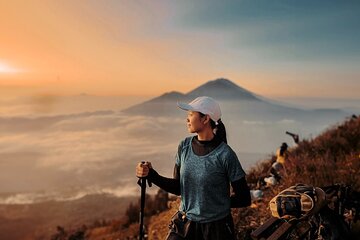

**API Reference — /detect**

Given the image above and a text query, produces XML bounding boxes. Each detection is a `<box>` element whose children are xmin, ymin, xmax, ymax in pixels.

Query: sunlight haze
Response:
<box><xmin>1</xmin><ymin>1</ymin><xmax>359</xmax><ymax>98</ymax></box>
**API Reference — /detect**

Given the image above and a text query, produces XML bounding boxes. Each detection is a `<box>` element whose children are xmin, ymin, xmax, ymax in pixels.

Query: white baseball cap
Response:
<box><xmin>177</xmin><ymin>96</ymin><xmax>222</xmax><ymax>123</ymax></box>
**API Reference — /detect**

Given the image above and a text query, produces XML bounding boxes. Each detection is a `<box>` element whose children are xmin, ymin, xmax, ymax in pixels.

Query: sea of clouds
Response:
<box><xmin>0</xmin><ymin>95</ymin><xmax>351</xmax><ymax>204</ymax></box>
<box><xmin>0</xmin><ymin>110</ymin><xmax>186</xmax><ymax>203</ymax></box>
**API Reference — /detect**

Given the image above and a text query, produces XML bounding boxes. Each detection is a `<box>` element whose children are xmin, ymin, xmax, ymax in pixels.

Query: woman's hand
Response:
<box><xmin>136</xmin><ymin>162</ymin><xmax>152</xmax><ymax>178</ymax></box>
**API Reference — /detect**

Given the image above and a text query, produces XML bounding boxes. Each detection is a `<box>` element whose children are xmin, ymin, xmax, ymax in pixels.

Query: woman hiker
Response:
<box><xmin>136</xmin><ymin>96</ymin><xmax>251</xmax><ymax>240</ymax></box>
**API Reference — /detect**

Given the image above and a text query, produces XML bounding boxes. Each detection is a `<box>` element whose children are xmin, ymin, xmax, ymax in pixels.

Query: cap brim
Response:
<box><xmin>177</xmin><ymin>102</ymin><xmax>195</xmax><ymax>111</ymax></box>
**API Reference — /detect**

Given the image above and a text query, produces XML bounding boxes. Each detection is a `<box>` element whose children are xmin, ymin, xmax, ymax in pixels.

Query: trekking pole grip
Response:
<box><xmin>137</xmin><ymin>161</ymin><xmax>152</xmax><ymax>187</ymax></box>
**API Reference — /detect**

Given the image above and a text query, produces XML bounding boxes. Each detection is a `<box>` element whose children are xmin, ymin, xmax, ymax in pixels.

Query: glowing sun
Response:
<box><xmin>0</xmin><ymin>62</ymin><xmax>19</xmax><ymax>73</ymax></box>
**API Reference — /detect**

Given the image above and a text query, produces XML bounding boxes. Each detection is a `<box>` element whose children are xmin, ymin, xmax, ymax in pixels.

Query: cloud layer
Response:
<box><xmin>0</xmin><ymin>97</ymin><xmax>343</xmax><ymax>203</ymax></box>
<box><xmin>0</xmin><ymin>110</ymin><xmax>186</xmax><ymax>198</ymax></box>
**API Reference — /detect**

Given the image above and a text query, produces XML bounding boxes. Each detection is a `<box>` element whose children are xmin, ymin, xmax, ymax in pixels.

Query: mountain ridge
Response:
<box><xmin>186</xmin><ymin>78</ymin><xmax>259</xmax><ymax>100</ymax></box>
<box><xmin>122</xmin><ymin>78</ymin><xmax>264</xmax><ymax>116</ymax></box>
<box><xmin>122</xmin><ymin>78</ymin><xmax>346</xmax><ymax>124</ymax></box>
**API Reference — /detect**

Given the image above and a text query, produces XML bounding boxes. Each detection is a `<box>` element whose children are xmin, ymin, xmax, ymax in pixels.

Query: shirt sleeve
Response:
<box><xmin>224</xmin><ymin>147</ymin><xmax>246</xmax><ymax>182</ymax></box>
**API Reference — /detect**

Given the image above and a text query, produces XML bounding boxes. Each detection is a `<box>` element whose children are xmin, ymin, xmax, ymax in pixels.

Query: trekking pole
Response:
<box><xmin>138</xmin><ymin>176</ymin><xmax>146</xmax><ymax>240</ymax></box>
<box><xmin>137</xmin><ymin>161</ymin><xmax>152</xmax><ymax>240</ymax></box>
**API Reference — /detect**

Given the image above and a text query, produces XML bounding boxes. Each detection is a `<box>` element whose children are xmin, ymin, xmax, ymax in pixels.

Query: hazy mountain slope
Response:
<box><xmin>186</xmin><ymin>78</ymin><xmax>259</xmax><ymax>100</ymax></box>
<box><xmin>122</xmin><ymin>78</ymin><xmax>347</xmax><ymax>124</ymax></box>
<box><xmin>122</xmin><ymin>78</ymin><xmax>262</xmax><ymax>117</ymax></box>
<box><xmin>122</xmin><ymin>91</ymin><xmax>187</xmax><ymax>117</ymax></box>
<box><xmin>122</xmin><ymin>77</ymin><xmax>349</xmax><ymax>156</ymax></box>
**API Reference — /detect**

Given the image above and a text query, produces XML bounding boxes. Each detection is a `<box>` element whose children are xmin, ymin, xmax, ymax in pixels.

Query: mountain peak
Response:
<box><xmin>208</xmin><ymin>78</ymin><xmax>238</xmax><ymax>87</ymax></box>
<box><xmin>123</xmin><ymin>78</ymin><xmax>260</xmax><ymax>115</ymax></box>
<box><xmin>186</xmin><ymin>78</ymin><xmax>258</xmax><ymax>100</ymax></box>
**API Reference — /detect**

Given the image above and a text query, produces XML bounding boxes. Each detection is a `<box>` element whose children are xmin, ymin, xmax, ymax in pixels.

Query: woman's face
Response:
<box><xmin>186</xmin><ymin>111</ymin><xmax>206</xmax><ymax>133</ymax></box>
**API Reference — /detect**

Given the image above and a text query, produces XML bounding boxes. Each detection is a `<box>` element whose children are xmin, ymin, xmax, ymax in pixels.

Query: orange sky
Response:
<box><xmin>1</xmin><ymin>1</ymin><xmax>359</xmax><ymax>98</ymax></box>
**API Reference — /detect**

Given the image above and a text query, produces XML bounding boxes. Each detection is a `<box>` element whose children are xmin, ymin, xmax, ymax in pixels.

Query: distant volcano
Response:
<box><xmin>123</xmin><ymin>78</ymin><xmax>261</xmax><ymax>115</ymax></box>
<box><xmin>122</xmin><ymin>78</ymin><xmax>345</xmax><ymax>124</ymax></box>
<box><xmin>186</xmin><ymin>78</ymin><xmax>259</xmax><ymax>100</ymax></box>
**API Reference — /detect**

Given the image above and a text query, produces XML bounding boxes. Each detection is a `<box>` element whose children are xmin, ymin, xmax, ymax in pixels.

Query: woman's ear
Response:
<box><xmin>203</xmin><ymin>115</ymin><xmax>211</xmax><ymax>125</ymax></box>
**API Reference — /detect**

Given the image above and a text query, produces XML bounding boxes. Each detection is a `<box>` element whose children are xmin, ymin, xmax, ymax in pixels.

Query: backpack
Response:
<box><xmin>269</xmin><ymin>184</ymin><xmax>326</xmax><ymax>220</ymax></box>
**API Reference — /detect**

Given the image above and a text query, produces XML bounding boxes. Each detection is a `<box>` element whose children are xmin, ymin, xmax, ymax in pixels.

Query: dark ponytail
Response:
<box><xmin>211</xmin><ymin>119</ymin><xmax>227</xmax><ymax>144</ymax></box>
<box><xmin>199</xmin><ymin>112</ymin><xmax>227</xmax><ymax>144</ymax></box>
